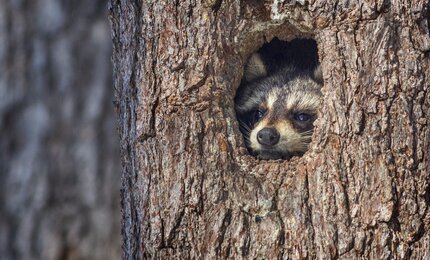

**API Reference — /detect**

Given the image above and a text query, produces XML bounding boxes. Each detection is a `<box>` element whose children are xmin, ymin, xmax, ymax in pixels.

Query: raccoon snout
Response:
<box><xmin>257</xmin><ymin>128</ymin><xmax>280</xmax><ymax>146</ymax></box>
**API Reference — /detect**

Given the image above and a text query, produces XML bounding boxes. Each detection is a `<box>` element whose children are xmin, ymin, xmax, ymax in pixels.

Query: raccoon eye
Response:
<box><xmin>254</xmin><ymin>109</ymin><xmax>266</xmax><ymax>121</ymax></box>
<box><xmin>294</xmin><ymin>113</ymin><xmax>311</xmax><ymax>122</ymax></box>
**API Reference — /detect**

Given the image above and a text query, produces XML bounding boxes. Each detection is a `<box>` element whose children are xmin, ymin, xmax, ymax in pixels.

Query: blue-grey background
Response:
<box><xmin>0</xmin><ymin>1</ymin><xmax>121</xmax><ymax>259</ymax></box>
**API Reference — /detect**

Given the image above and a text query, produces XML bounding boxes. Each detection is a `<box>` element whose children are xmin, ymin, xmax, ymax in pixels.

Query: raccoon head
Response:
<box><xmin>235</xmin><ymin>53</ymin><xmax>323</xmax><ymax>160</ymax></box>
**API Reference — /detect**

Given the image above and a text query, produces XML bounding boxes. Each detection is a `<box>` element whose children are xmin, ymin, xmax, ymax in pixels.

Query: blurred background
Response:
<box><xmin>0</xmin><ymin>0</ymin><xmax>121</xmax><ymax>259</ymax></box>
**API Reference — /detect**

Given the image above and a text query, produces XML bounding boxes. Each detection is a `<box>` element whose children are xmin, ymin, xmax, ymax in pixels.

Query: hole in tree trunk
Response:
<box><xmin>234</xmin><ymin>38</ymin><xmax>322</xmax><ymax>160</ymax></box>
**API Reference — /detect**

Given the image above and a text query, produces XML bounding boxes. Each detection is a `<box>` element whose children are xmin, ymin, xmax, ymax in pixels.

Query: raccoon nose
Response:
<box><xmin>257</xmin><ymin>128</ymin><xmax>280</xmax><ymax>146</ymax></box>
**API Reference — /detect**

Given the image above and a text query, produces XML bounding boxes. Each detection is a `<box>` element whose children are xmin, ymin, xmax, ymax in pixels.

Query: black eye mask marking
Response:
<box><xmin>293</xmin><ymin>112</ymin><xmax>311</xmax><ymax>122</ymax></box>
<box><xmin>253</xmin><ymin>109</ymin><xmax>266</xmax><ymax>122</ymax></box>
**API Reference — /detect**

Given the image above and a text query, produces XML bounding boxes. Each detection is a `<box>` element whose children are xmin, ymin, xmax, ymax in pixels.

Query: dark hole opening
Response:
<box><xmin>234</xmin><ymin>38</ymin><xmax>321</xmax><ymax>160</ymax></box>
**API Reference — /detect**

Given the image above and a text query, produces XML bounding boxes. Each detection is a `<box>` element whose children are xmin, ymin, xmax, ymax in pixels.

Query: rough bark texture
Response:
<box><xmin>0</xmin><ymin>1</ymin><xmax>121</xmax><ymax>259</ymax></box>
<box><xmin>110</xmin><ymin>0</ymin><xmax>430</xmax><ymax>259</ymax></box>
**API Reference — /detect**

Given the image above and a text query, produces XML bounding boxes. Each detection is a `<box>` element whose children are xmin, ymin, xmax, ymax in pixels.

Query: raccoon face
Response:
<box><xmin>237</xmin><ymin>79</ymin><xmax>321</xmax><ymax>160</ymax></box>
<box><xmin>235</xmin><ymin>53</ymin><xmax>322</xmax><ymax>160</ymax></box>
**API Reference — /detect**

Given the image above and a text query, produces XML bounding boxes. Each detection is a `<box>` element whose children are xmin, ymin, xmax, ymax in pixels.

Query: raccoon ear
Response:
<box><xmin>312</xmin><ymin>65</ymin><xmax>323</xmax><ymax>85</ymax></box>
<box><xmin>312</xmin><ymin>64</ymin><xmax>324</xmax><ymax>85</ymax></box>
<box><xmin>244</xmin><ymin>53</ymin><xmax>267</xmax><ymax>82</ymax></box>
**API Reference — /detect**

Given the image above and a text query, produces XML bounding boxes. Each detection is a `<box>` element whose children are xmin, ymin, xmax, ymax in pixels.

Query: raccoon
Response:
<box><xmin>235</xmin><ymin>47</ymin><xmax>323</xmax><ymax>160</ymax></box>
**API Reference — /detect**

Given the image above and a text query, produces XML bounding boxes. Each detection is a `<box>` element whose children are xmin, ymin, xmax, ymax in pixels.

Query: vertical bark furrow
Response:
<box><xmin>110</xmin><ymin>1</ymin><xmax>143</xmax><ymax>259</ymax></box>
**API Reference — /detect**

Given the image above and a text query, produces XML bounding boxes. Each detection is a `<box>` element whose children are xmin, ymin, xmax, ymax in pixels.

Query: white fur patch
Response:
<box><xmin>276</xmin><ymin>121</ymin><xmax>310</xmax><ymax>153</ymax></box>
<box><xmin>267</xmin><ymin>89</ymin><xmax>281</xmax><ymax>109</ymax></box>
<box><xmin>285</xmin><ymin>88</ymin><xmax>321</xmax><ymax>111</ymax></box>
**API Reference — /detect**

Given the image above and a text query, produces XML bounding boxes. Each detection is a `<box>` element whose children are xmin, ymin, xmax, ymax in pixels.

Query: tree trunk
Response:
<box><xmin>0</xmin><ymin>1</ymin><xmax>121</xmax><ymax>259</ymax></box>
<box><xmin>110</xmin><ymin>0</ymin><xmax>430</xmax><ymax>258</ymax></box>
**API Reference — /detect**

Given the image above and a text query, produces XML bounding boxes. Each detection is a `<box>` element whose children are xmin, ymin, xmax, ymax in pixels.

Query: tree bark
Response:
<box><xmin>110</xmin><ymin>0</ymin><xmax>430</xmax><ymax>258</ymax></box>
<box><xmin>0</xmin><ymin>1</ymin><xmax>121</xmax><ymax>259</ymax></box>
